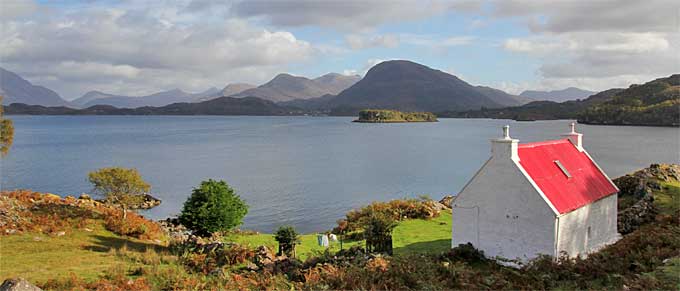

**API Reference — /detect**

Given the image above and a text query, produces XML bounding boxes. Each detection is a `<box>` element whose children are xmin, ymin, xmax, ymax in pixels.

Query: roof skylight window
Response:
<box><xmin>554</xmin><ymin>160</ymin><xmax>572</xmax><ymax>178</ymax></box>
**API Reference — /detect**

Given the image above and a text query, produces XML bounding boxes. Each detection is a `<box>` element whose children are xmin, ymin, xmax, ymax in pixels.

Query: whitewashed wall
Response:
<box><xmin>452</xmin><ymin>156</ymin><xmax>556</xmax><ymax>261</ymax></box>
<box><xmin>556</xmin><ymin>194</ymin><xmax>620</xmax><ymax>257</ymax></box>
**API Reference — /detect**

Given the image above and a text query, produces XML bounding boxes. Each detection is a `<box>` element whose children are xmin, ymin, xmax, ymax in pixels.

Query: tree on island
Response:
<box><xmin>0</xmin><ymin>96</ymin><xmax>14</xmax><ymax>156</ymax></box>
<box><xmin>88</xmin><ymin>167</ymin><xmax>150</xmax><ymax>219</ymax></box>
<box><xmin>179</xmin><ymin>179</ymin><xmax>248</xmax><ymax>237</ymax></box>
<box><xmin>274</xmin><ymin>225</ymin><xmax>300</xmax><ymax>257</ymax></box>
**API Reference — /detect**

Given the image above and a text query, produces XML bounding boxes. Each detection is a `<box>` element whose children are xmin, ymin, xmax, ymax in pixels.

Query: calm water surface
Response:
<box><xmin>2</xmin><ymin>116</ymin><xmax>678</xmax><ymax>233</ymax></box>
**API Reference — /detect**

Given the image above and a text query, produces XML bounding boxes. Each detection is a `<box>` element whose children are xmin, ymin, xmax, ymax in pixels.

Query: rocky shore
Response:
<box><xmin>614</xmin><ymin>163</ymin><xmax>679</xmax><ymax>234</ymax></box>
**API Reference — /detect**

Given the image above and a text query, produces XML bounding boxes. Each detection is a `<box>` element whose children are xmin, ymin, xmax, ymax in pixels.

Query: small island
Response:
<box><xmin>354</xmin><ymin>109</ymin><xmax>438</xmax><ymax>123</ymax></box>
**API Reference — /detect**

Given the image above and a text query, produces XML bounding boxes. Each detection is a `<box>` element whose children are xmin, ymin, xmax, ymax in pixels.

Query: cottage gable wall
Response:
<box><xmin>452</xmin><ymin>156</ymin><xmax>556</xmax><ymax>261</ymax></box>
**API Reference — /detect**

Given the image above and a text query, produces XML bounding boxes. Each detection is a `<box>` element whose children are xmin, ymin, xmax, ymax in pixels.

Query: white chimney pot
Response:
<box><xmin>562</xmin><ymin>122</ymin><xmax>584</xmax><ymax>151</ymax></box>
<box><xmin>491</xmin><ymin>125</ymin><xmax>519</xmax><ymax>161</ymax></box>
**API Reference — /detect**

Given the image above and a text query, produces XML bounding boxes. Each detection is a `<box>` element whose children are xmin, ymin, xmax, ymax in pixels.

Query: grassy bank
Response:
<box><xmin>0</xmin><ymin>203</ymin><xmax>451</xmax><ymax>283</ymax></box>
<box><xmin>226</xmin><ymin>211</ymin><xmax>452</xmax><ymax>260</ymax></box>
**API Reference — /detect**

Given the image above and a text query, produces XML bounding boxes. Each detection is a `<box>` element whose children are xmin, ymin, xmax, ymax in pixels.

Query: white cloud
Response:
<box><xmin>401</xmin><ymin>34</ymin><xmax>474</xmax><ymax>47</ymax></box>
<box><xmin>345</xmin><ymin>34</ymin><xmax>400</xmax><ymax>50</ymax></box>
<box><xmin>231</xmin><ymin>0</ymin><xmax>481</xmax><ymax>31</ymax></box>
<box><xmin>0</xmin><ymin>0</ymin><xmax>37</xmax><ymax>19</ymax></box>
<box><xmin>0</xmin><ymin>3</ymin><xmax>317</xmax><ymax>98</ymax></box>
<box><xmin>592</xmin><ymin>33</ymin><xmax>669</xmax><ymax>53</ymax></box>
<box><xmin>490</xmin><ymin>0</ymin><xmax>677</xmax><ymax>33</ymax></box>
<box><xmin>342</xmin><ymin>69</ymin><xmax>358</xmax><ymax>76</ymax></box>
<box><xmin>496</xmin><ymin>0</ymin><xmax>678</xmax><ymax>91</ymax></box>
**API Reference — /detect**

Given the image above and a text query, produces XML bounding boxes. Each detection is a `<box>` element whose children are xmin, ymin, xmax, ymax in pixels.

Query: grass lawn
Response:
<box><xmin>227</xmin><ymin>210</ymin><xmax>452</xmax><ymax>259</ymax></box>
<box><xmin>0</xmin><ymin>224</ymin><xmax>163</xmax><ymax>283</ymax></box>
<box><xmin>654</xmin><ymin>180</ymin><xmax>680</xmax><ymax>215</ymax></box>
<box><xmin>0</xmin><ymin>210</ymin><xmax>452</xmax><ymax>282</ymax></box>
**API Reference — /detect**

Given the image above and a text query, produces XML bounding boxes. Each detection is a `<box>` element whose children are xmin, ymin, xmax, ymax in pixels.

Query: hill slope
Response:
<box><xmin>578</xmin><ymin>75</ymin><xmax>680</xmax><ymax>126</ymax></box>
<box><xmin>313</xmin><ymin>73</ymin><xmax>361</xmax><ymax>95</ymax></box>
<box><xmin>5</xmin><ymin>96</ymin><xmax>296</xmax><ymax>116</ymax></box>
<box><xmin>520</xmin><ymin>87</ymin><xmax>595</xmax><ymax>102</ymax></box>
<box><xmin>221</xmin><ymin>83</ymin><xmax>256</xmax><ymax>97</ymax></box>
<box><xmin>233</xmin><ymin>73</ymin><xmax>359</xmax><ymax>102</ymax></box>
<box><xmin>443</xmin><ymin>74</ymin><xmax>679</xmax><ymax>126</ymax></box>
<box><xmin>0</xmin><ymin>67</ymin><xmax>71</xmax><ymax>107</ymax></box>
<box><xmin>327</xmin><ymin>60</ymin><xmax>526</xmax><ymax>113</ymax></box>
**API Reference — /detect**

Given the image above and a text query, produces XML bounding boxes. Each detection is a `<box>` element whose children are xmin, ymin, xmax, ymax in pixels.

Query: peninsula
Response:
<box><xmin>354</xmin><ymin>109</ymin><xmax>438</xmax><ymax>123</ymax></box>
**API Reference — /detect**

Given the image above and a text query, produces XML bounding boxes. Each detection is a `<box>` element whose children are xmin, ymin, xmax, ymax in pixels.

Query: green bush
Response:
<box><xmin>179</xmin><ymin>179</ymin><xmax>248</xmax><ymax>236</ymax></box>
<box><xmin>362</xmin><ymin>212</ymin><xmax>397</xmax><ymax>254</ymax></box>
<box><xmin>274</xmin><ymin>225</ymin><xmax>300</xmax><ymax>257</ymax></box>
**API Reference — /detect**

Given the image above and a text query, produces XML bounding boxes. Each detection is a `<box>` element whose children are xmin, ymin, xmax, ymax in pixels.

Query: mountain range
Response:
<box><xmin>520</xmin><ymin>87</ymin><xmax>596</xmax><ymax>103</ymax></box>
<box><xmin>3</xmin><ymin>61</ymin><xmax>602</xmax><ymax>114</ymax></box>
<box><xmin>231</xmin><ymin>73</ymin><xmax>361</xmax><ymax>102</ymax></box>
<box><xmin>0</xmin><ymin>67</ymin><xmax>71</xmax><ymax>107</ymax></box>
<box><xmin>72</xmin><ymin>88</ymin><xmax>221</xmax><ymax>108</ymax></box>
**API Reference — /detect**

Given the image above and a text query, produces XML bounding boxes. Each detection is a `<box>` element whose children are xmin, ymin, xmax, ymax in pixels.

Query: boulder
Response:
<box><xmin>78</xmin><ymin>194</ymin><xmax>92</xmax><ymax>200</ymax></box>
<box><xmin>0</xmin><ymin>278</ymin><xmax>42</xmax><ymax>291</ymax></box>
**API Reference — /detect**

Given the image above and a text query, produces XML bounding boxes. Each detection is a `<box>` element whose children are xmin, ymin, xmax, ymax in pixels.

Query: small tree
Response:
<box><xmin>88</xmin><ymin>167</ymin><xmax>150</xmax><ymax>219</ymax></box>
<box><xmin>179</xmin><ymin>179</ymin><xmax>248</xmax><ymax>237</ymax></box>
<box><xmin>0</xmin><ymin>96</ymin><xmax>14</xmax><ymax>156</ymax></box>
<box><xmin>362</xmin><ymin>212</ymin><xmax>397</xmax><ymax>255</ymax></box>
<box><xmin>274</xmin><ymin>225</ymin><xmax>300</xmax><ymax>257</ymax></box>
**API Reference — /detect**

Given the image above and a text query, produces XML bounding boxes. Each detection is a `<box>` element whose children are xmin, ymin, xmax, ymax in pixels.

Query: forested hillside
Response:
<box><xmin>578</xmin><ymin>75</ymin><xmax>679</xmax><ymax>126</ymax></box>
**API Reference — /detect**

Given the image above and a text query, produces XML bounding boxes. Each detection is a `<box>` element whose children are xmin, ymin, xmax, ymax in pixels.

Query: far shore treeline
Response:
<box><xmin>354</xmin><ymin>109</ymin><xmax>438</xmax><ymax>123</ymax></box>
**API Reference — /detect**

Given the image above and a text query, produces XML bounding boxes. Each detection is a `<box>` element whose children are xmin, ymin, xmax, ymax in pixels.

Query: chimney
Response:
<box><xmin>491</xmin><ymin>125</ymin><xmax>519</xmax><ymax>161</ymax></box>
<box><xmin>561</xmin><ymin>122</ymin><xmax>583</xmax><ymax>151</ymax></box>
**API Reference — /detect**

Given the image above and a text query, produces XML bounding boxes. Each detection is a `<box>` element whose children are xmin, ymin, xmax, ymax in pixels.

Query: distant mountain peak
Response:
<box><xmin>0</xmin><ymin>67</ymin><xmax>71</xmax><ymax>107</ymax></box>
<box><xmin>327</xmin><ymin>60</ymin><xmax>527</xmax><ymax>113</ymax></box>
<box><xmin>233</xmin><ymin>71</ymin><xmax>359</xmax><ymax>102</ymax></box>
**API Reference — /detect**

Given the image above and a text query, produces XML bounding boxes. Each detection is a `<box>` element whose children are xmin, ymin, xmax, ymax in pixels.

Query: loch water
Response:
<box><xmin>2</xmin><ymin>116</ymin><xmax>678</xmax><ymax>233</ymax></box>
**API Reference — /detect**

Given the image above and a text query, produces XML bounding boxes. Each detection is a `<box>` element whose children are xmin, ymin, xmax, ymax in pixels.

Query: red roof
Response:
<box><xmin>518</xmin><ymin>139</ymin><xmax>617</xmax><ymax>214</ymax></box>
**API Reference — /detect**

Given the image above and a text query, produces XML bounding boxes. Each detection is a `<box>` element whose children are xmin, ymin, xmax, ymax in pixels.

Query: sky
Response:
<box><xmin>1</xmin><ymin>0</ymin><xmax>678</xmax><ymax>100</ymax></box>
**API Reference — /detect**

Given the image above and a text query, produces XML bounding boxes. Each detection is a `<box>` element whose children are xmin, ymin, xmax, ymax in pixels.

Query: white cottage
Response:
<box><xmin>451</xmin><ymin>123</ymin><xmax>620</xmax><ymax>261</ymax></box>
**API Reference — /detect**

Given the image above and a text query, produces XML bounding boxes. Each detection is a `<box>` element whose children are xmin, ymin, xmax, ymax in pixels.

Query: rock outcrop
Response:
<box><xmin>439</xmin><ymin>195</ymin><xmax>454</xmax><ymax>209</ymax></box>
<box><xmin>0</xmin><ymin>278</ymin><xmax>42</xmax><ymax>291</ymax></box>
<box><xmin>614</xmin><ymin>164</ymin><xmax>678</xmax><ymax>234</ymax></box>
<box><xmin>94</xmin><ymin>193</ymin><xmax>161</xmax><ymax>210</ymax></box>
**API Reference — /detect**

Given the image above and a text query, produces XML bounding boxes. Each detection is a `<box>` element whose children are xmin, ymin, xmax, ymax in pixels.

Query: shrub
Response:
<box><xmin>362</xmin><ymin>212</ymin><xmax>396</xmax><ymax>255</ymax></box>
<box><xmin>104</xmin><ymin>210</ymin><xmax>164</xmax><ymax>240</ymax></box>
<box><xmin>338</xmin><ymin>198</ymin><xmax>440</xmax><ymax>233</ymax></box>
<box><xmin>179</xmin><ymin>179</ymin><xmax>248</xmax><ymax>237</ymax></box>
<box><xmin>274</xmin><ymin>225</ymin><xmax>300</xmax><ymax>257</ymax></box>
<box><xmin>443</xmin><ymin>243</ymin><xmax>488</xmax><ymax>264</ymax></box>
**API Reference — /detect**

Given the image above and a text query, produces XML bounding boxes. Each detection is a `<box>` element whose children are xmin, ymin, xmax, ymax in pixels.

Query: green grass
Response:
<box><xmin>0</xmin><ymin>224</ymin><xmax>162</xmax><ymax>283</ymax></box>
<box><xmin>654</xmin><ymin>180</ymin><xmax>680</xmax><ymax>215</ymax></box>
<box><xmin>227</xmin><ymin>210</ymin><xmax>452</xmax><ymax>260</ymax></box>
<box><xmin>0</xmin><ymin>209</ymin><xmax>452</xmax><ymax>283</ymax></box>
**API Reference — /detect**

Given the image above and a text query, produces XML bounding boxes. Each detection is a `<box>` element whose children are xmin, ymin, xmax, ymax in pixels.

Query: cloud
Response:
<box><xmin>231</xmin><ymin>0</ymin><xmax>481</xmax><ymax>31</ymax></box>
<box><xmin>401</xmin><ymin>34</ymin><xmax>474</xmax><ymax>47</ymax></box>
<box><xmin>490</xmin><ymin>0</ymin><xmax>677</xmax><ymax>33</ymax></box>
<box><xmin>0</xmin><ymin>3</ymin><xmax>317</xmax><ymax>98</ymax></box>
<box><xmin>495</xmin><ymin>0</ymin><xmax>678</xmax><ymax>91</ymax></box>
<box><xmin>345</xmin><ymin>34</ymin><xmax>400</xmax><ymax>50</ymax></box>
<box><xmin>0</xmin><ymin>0</ymin><xmax>37</xmax><ymax>19</ymax></box>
